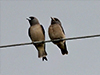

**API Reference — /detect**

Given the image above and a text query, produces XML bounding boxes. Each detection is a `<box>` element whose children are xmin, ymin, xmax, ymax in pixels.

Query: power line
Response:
<box><xmin>0</xmin><ymin>34</ymin><xmax>100</xmax><ymax>48</ymax></box>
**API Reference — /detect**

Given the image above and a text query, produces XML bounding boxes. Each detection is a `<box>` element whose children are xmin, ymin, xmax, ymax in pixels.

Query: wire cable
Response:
<box><xmin>0</xmin><ymin>34</ymin><xmax>100</xmax><ymax>48</ymax></box>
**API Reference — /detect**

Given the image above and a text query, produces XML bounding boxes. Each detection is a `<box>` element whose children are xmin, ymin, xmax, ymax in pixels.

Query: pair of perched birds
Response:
<box><xmin>27</xmin><ymin>16</ymin><xmax>68</xmax><ymax>61</ymax></box>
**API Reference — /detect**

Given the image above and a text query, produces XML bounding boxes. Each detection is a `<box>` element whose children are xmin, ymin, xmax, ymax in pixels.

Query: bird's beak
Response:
<box><xmin>26</xmin><ymin>18</ymin><xmax>30</xmax><ymax>20</ymax></box>
<box><xmin>51</xmin><ymin>17</ymin><xmax>55</xmax><ymax>21</ymax></box>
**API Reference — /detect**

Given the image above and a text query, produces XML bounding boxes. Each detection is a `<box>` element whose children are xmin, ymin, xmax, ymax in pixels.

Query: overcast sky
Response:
<box><xmin>0</xmin><ymin>1</ymin><xmax>100</xmax><ymax>75</ymax></box>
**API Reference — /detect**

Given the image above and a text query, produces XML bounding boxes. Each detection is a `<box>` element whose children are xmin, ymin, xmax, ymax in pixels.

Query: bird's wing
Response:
<box><xmin>40</xmin><ymin>25</ymin><xmax>45</xmax><ymax>37</ymax></box>
<box><xmin>60</xmin><ymin>24</ymin><xmax>65</xmax><ymax>34</ymax></box>
<box><xmin>40</xmin><ymin>25</ymin><xmax>45</xmax><ymax>49</ymax></box>
<box><xmin>28</xmin><ymin>27</ymin><xmax>32</xmax><ymax>40</ymax></box>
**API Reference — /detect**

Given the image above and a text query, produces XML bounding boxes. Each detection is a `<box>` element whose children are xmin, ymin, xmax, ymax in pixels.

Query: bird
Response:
<box><xmin>48</xmin><ymin>17</ymin><xmax>68</xmax><ymax>55</ymax></box>
<box><xmin>27</xmin><ymin>16</ymin><xmax>47</xmax><ymax>61</ymax></box>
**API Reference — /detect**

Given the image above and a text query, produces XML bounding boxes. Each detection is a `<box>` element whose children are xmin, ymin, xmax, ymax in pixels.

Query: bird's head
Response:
<box><xmin>26</xmin><ymin>16</ymin><xmax>39</xmax><ymax>26</ymax></box>
<box><xmin>50</xmin><ymin>17</ymin><xmax>61</xmax><ymax>25</ymax></box>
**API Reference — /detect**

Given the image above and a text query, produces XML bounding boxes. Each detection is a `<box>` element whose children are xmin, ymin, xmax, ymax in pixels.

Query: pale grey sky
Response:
<box><xmin>0</xmin><ymin>1</ymin><xmax>100</xmax><ymax>75</ymax></box>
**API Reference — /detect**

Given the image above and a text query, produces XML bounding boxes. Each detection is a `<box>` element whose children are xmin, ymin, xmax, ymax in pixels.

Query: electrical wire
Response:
<box><xmin>0</xmin><ymin>34</ymin><xmax>100</xmax><ymax>48</ymax></box>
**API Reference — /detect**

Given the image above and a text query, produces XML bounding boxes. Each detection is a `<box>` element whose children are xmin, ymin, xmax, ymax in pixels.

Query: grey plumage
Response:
<box><xmin>27</xmin><ymin>16</ymin><xmax>47</xmax><ymax>61</ymax></box>
<box><xmin>48</xmin><ymin>17</ymin><xmax>68</xmax><ymax>55</ymax></box>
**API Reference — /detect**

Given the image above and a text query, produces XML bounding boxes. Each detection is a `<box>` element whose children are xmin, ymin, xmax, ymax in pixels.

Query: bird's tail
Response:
<box><xmin>35</xmin><ymin>44</ymin><xmax>48</xmax><ymax>61</ymax></box>
<box><xmin>38</xmin><ymin>49</ymin><xmax>48</xmax><ymax>61</ymax></box>
<box><xmin>42</xmin><ymin>57</ymin><xmax>48</xmax><ymax>61</ymax></box>
<box><xmin>57</xmin><ymin>42</ymin><xmax>68</xmax><ymax>55</ymax></box>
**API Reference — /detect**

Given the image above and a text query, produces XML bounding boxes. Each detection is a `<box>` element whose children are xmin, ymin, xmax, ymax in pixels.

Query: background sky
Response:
<box><xmin>0</xmin><ymin>1</ymin><xmax>100</xmax><ymax>75</ymax></box>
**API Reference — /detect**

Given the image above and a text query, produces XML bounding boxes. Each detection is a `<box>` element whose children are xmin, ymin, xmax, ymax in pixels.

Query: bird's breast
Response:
<box><xmin>48</xmin><ymin>24</ymin><xmax>65</xmax><ymax>39</ymax></box>
<box><xmin>30</xmin><ymin>25</ymin><xmax>44</xmax><ymax>41</ymax></box>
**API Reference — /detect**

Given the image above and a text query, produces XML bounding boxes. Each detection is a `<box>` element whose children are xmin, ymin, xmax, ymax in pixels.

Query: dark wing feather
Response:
<box><xmin>60</xmin><ymin>24</ymin><xmax>65</xmax><ymax>34</ymax></box>
<box><xmin>28</xmin><ymin>27</ymin><xmax>32</xmax><ymax>40</ymax></box>
<box><xmin>40</xmin><ymin>25</ymin><xmax>45</xmax><ymax>37</ymax></box>
<box><xmin>40</xmin><ymin>25</ymin><xmax>45</xmax><ymax>49</ymax></box>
